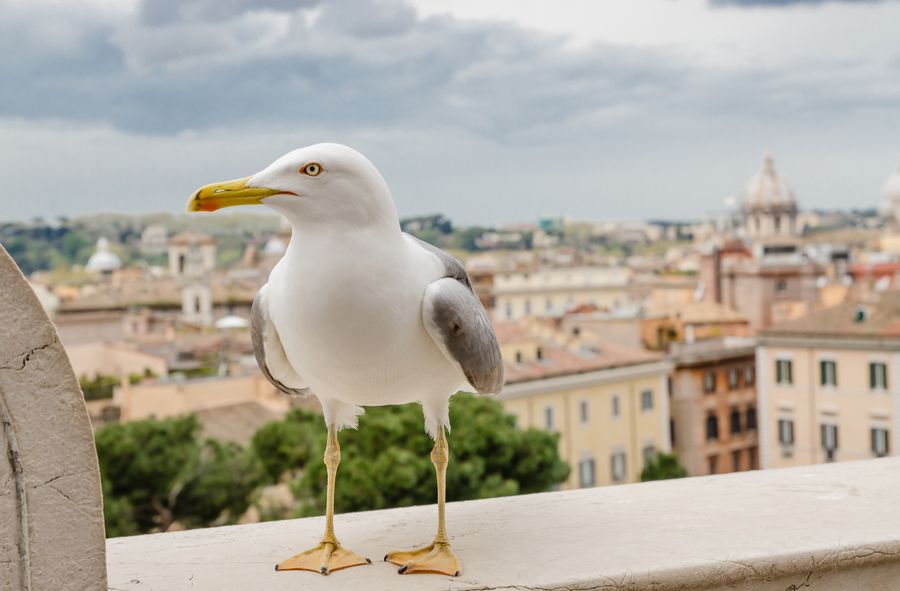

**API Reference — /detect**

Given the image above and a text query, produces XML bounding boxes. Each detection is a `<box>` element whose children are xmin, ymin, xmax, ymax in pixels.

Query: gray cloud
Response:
<box><xmin>1</xmin><ymin>0</ymin><xmax>899</xmax><ymax>224</ymax></box>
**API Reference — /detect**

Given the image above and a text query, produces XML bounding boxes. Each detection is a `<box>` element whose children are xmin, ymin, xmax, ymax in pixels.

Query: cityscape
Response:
<box><xmin>3</xmin><ymin>151</ymin><xmax>899</xmax><ymax>528</ymax></box>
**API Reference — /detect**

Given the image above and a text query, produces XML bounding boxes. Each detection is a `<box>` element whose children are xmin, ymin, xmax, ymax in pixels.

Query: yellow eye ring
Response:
<box><xmin>302</xmin><ymin>163</ymin><xmax>322</xmax><ymax>176</ymax></box>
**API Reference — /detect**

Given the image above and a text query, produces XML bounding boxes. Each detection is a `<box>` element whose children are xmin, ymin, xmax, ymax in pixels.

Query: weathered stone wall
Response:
<box><xmin>0</xmin><ymin>245</ymin><xmax>107</xmax><ymax>591</ymax></box>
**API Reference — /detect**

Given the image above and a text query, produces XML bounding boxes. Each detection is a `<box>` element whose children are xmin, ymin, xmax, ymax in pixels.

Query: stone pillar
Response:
<box><xmin>0</xmin><ymin>245</ymin><xmax>107</xmax><ymax>590</ymax></box>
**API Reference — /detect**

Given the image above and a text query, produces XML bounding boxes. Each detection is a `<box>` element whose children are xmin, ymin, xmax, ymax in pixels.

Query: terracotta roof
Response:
<box><xmin>503</xmin><ymin>341</ymin><xmax>663</xmax><ymax>384</ymax></box>
<box><xmin>493</xmin><ymin>321</ymin><xmax>534</xmax><ymax>344</ymax></box>
<box><xmin>761</xmin><ymin>291</ymin><xmax>900</xmax><ymax>340</ymax></box>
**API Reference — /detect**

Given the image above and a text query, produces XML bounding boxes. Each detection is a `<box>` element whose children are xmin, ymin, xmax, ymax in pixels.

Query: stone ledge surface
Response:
<box><xmin>106</xmin><ymin>458</ymin><xmax>900</xmax><ymax>591</ymax></box>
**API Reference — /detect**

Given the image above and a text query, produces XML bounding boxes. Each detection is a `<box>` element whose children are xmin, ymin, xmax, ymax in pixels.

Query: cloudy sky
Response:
<box><xmin>2</xmin><ymin>0</ymin><xmax>899</xmax><ymax>224</ymax></box>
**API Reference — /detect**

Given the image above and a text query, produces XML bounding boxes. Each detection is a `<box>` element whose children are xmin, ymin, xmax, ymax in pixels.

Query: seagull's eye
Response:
<box><xmin>302</xmin><ymin>163</ymin><xmax>322</xmax><ymax>176</ymax></box>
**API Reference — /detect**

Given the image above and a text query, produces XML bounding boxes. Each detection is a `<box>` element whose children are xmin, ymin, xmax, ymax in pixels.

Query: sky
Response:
<box><xmin>1</xmin><ymin>0</ymin><xmax>899</xmax><ymax>225</ymax></box>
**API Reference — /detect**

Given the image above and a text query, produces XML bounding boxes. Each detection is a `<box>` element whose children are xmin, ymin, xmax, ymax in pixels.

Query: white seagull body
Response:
<box><xmin>263</xmin><ymin>230</ymin><xmax>475</xmax><ymax>435</ymax></box>
<box><xmin>189</xmin><ymin>142</ymin><xmax>501</xmax><ymax>577</ymax></box>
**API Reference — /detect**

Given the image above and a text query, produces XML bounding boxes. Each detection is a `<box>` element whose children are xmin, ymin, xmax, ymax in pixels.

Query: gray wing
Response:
<box><xmin>410</xmin><ymin>235</ymin><xmax>503</xmax><ymax>395</ymax></box>
<box><xmin>251</xmin><ymin>284</ymin><xmax>311</xmax><ymax>397</ymax></box>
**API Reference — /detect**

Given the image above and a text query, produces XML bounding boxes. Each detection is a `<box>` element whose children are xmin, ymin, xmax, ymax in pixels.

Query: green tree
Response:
<box><xmin>95</xmin><ymin>415</ymin><xmax>265</xmax><ymax>535</ymax></box>
<box><xmin>260</xmin><ymin>394</ymin><xmax>569</xmax><ymax>516</ymax></box>
<box><xmin>640</xmin><ymin>452</ymin><xmax>688</xmax><ymax>482</ymax></box>
<box><xmin>252</xmin><ymin>408</ymin><xmax>326</xmax><ymax>483</ymax></box>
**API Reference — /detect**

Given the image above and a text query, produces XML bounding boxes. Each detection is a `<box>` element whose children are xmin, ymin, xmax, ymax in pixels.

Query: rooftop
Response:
<box><xmin>761</xmin><ymin>291</ymin><xmax>900</xmax><ymax>341</ymax></box>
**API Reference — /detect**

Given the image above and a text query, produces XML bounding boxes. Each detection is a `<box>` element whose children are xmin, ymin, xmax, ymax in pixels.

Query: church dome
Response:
<box><xmin>880</xmin><ymin>161</ymin><xmax>900</xmax><ymax>216</ymax></box>
<box><xmin>85</xmin><ymin>237</ymin><xmax>122</xmax><ymax>273</ymax></box>
<box><xmin>742</xmin><ymin>152</ymin><xmax>797</xmax><ymax>212</ymax></box>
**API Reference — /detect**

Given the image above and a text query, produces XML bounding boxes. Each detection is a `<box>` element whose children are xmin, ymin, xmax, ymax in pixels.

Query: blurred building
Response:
<box><xmin>140</xmin><ymin>224</ymin><xmax>168</xmax><ymax>256</ymax></box>
<box><xmin>669</xmin><ymin>338</ymin><xmax>758</xmax><ymax>475</ymax></box>
<box><xmin>641</xmin><ymin>301</ymin><xmax>751</xmax><ymax>351</ymax></box>
<box><xmin>493</xmin><ymin>266</ymin><xmax>631</xmax><ymax>321</ymax></box>
<box><xmin>495</xmin><ymin>321</ymin><xmax>671</xmax><ymax>489</ymax></box>
<box><xmin>85</xmin><ymin>237</ymin><xmax>122</xmax><ymax>275</ymax></box>
<box><xmin>757</xmin><ymin>292</ymin><xmax>900</xmax><ymax>470</ymax></box>
<box><xmin>699</xmin><ymin>240</ymin><xmax>823</xmax><ymax>331</ymax></box>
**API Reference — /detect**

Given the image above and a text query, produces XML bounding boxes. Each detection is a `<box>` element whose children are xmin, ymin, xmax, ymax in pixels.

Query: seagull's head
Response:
<box><xmin>187</xmin><ymin>143</ymin><xmax>397</xmax><ymax>228</ymax></box>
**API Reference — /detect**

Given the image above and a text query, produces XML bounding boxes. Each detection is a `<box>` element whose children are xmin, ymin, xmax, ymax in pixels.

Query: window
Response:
<box><xmin>706</xmin><ymin>413</ymin><xmax>719</xmax><ymax>441</ymax></box>
<box><xmin>611</xmin><ymin>395</ymin><xmax>620</xmax><ymax>418</ymax></box>
<box><xmin>744</xmin><ymin>366</ymin><xmax>755</xmax><ymax>386</ymax></box>
<box><xmin>708</xmin><ymin>455</ymin><xmax>718</xmax><ymax>474</ymax></box>
<box><xmin>703</xmin><ymin>371</ymin><xmax>717</xmax><ymax>393</ymax></box>
<box><xmin>872</xmin><ymin>428</ymin><xmax>890</xmax><ymax>458</ymax></box>
<box><xmin>819</xmin><ymin>360</ymin><xmax>837</xmax><ymax>387</ymax></box>
<box><xmin>746</xmin><ymin>406</ymin><xmax>757</xmax><ymax>431</ymax></box>
<box><xmin>524</xmin><ymin>299</ymin><xmax>532</xmax><ymax>315</ymax></box>
<box><xmin>642</xmin><ymin>445</ymin><xmax>656</xmax><ymax>465</ymax></box>
<box><xmin>640</xmin><ymin>390</ymin><xmax>653</xmax><ymax>411</ymax></box>
<box><xmin>775</xmin><ymin>359</ymin><xmax>793</xmax><ymax>385</ymax></box>
<box><xmin>515</xmin><ymin>351</ymin><xmax>523</xmax><ymax>363</ymax></box>
<box><xmin>536</xmin><ymin>347</ymin><xmax>544</xmax><ymax>361</ymax></box>
<box><xmin>775</xmin><ymin>280</ymin><xmax>787</xmax><ymax>293</ymax></box>
<box><xmin>732</xmin><ymin>450</ymin><xmax>742</xmax><ymax>471</ymax></box>
<box><xmin>578</xmin><ymin>457</ymin><xmax>596</xmax><ymax>487</ymax></box>
<box><xmin>870</xmin><ymin>362</ymin><xmax>888</xmax><ymax>390</ymax></box>
<box><xmin>579</xmin><ymin>400</ymin><xmax>589</xmax><ymax>424</ymax></box>
<box><xmin>748</xmin><ymin>446</ymin><xmax>758</xmax><ymax>470</ymax></box>
<box><xmin>505</xmin><ymin>302</ymin><xmax>513</xmax><ymax>319</ymax></box>
<box><xmin>778</xmin><ymin>419</ymin><xmax>794</xmax><ymax>446</ymax></box>
<box><xmin>855</xmin><ymin>306</ymin><xmax>867</xmax><ymax>323</ymax></box>
<box><xmin>821</xmin><ymin>423</ymin><xmax>839</xmax><ymax>462</ymax></box>
<box><xmin>670</xmin><ymin>419</ymin><xmax>676</xmax><ymax>447</ymax></box>
<box><xmin>727</xmin><ymin>368</ymin><xmax>739</xmax><ymax>390</ymax></box>
<box><xmin>545</xmin><ymin>298</ymin><xmax>552</xmax><ymax>312</ymax></box>
<box><xmin>611</xmin><ymin>452</ymin><xmax>626</xmax><ymax>482</ymax></box>
<box><xmin>544</xmin><ymin>406</ymin><xmax>555</xmax><ymax>431</ymax></box>
<box><xmin>730</xmin><ymin>407</ymin><xmax>742</xmax><ymax>434</ymax></box>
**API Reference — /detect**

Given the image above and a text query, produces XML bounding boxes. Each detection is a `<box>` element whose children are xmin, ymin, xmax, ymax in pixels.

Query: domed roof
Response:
<box><xmin>880</xmin><ymin>161</ymin><xmax>900</xmax><ymax>209</ymax></box>
<box><xmin>85</xmin><ymin>237</ymin><xmax>122</xmax><ymax>273</ymax></box>
<box><xmin>742</xmin><ymin>152</ymin><xmax>797</xmax><ymax>212</ymax></box>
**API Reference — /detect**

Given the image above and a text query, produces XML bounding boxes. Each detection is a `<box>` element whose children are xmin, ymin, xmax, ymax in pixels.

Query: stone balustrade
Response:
<box><xmin>107</xmin><ymin>457</ymin><xmax>900</xmax><ymax>591</ymax></box>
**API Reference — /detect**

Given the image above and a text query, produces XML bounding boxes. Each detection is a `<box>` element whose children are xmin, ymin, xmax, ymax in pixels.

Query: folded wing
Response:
<box><xmin>251</xmin><ymin>283</ymin><xmax>311</xmax><ymax>396</ymax></box>
<box><xmin>410</xmin><ymin>235</ymin><xmax>503</xmax><ymax>395</ymax></box>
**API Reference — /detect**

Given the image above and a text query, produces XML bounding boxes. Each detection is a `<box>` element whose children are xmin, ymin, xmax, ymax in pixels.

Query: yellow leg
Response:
<box><xmin>276</xmin><ymin>425</ymin><xmax>370</xmax><ymax>575</ymax></box>
<box><xmin>385</xmin><ymin>427</ymin><xmax>461</xmax><ymax>576</ymax></box>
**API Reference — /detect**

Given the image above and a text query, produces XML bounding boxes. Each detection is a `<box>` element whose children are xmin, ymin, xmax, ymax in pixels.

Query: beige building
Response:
<box><xmin>700</xmin><ymin>240</ymin><xmax>823</xmax><ymax>331</ymax></box>
<box><xmin>493</xmin><ymin>266</ymin><xmax>631</xmax><ymax>321</ymax></box>
<box><xmin>758</xmin><ymin>292</ymin><xmax>900</xmax><ymax>469</ymax></box>
<box><xmin>669</xmin><ymin>338</ymin><xmax>758</xmax><ymax>476</ymax></box>
<box><xmin>495</xmin><ymin>322</ymin><xmax>671</xmax><ymax>489</ymax></box>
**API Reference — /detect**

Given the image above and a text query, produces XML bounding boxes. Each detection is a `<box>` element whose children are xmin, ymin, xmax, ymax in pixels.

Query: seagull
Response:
<box><xmin>187</xmin><ymin>143</ymin><xmax>503</xmax><ymax>577</ymax></box>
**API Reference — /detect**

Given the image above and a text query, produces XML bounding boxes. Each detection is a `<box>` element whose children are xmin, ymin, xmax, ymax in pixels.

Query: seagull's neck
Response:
<box><xmin>284</xmin><ymin>216</ymin><xmax>405</xmax><ymax>258</ymax></box>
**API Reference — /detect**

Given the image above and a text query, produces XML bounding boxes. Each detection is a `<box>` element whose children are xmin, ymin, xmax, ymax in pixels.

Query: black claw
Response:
<box><xmin>366</xmin><ymin>558</ymin><xmax>372</xmax><ymax>564</ymax></box>
<box><xmin>274</xmin><ymin>565</ymin><xmax>280</xmax><ymax>571</ymax></box>
<box><xmin>398</xmin><ymin>565</ymin><xmax>409</xmax><ymax>575</ymax></box>
<box><xmin>320</xmin><ymin>567</ymin><xmax>329</xmax><ymax>575</ymax></box>
<box><xmin>383</xmin><ymin>554</ymin><xmax>389</xmax><ymax>562</ymax></box>
<box><xmin>454</xmin><ymin>571</ymin><xmax>460</xmax><ymax>577</ymax></box>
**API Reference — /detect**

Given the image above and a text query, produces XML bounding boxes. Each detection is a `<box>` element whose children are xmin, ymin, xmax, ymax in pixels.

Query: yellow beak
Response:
<box><xmin>186</xmin><ymin>176</ymin><xmax>288</xmax><ymax>212</ymax></box>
